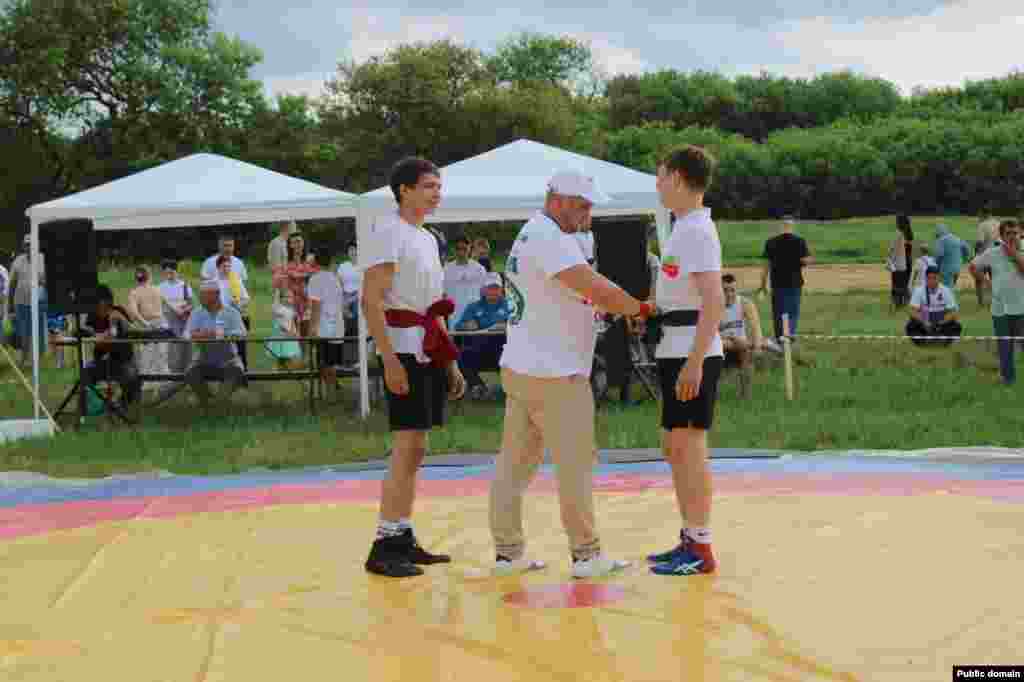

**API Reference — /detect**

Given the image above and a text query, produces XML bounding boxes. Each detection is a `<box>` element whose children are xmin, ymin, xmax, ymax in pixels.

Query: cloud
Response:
<box><xmin>766</xmin><ymin>0</ymin><xmax>1024</xmax><ymax>92</ymax></box>
<box><xmin>570</xmin><ymin>34</ymin><xmax>650</xmax><ymax>76</ymax></box>
<box><xmin>345</xmin><ymin>12</ymin><xmax>467</xmax><ymax>62</ymax></box>
<box><xmin>261</xmin><ymin>72</ymin><xmax>334</xmax><ymax>99</ymax></box>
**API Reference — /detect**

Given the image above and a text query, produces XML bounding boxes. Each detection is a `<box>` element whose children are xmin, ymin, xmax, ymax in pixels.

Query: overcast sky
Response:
<box><xmin>211</xmin><ymin>0</ymin><xmax>1024</xmax><ymax>100</ymax></box>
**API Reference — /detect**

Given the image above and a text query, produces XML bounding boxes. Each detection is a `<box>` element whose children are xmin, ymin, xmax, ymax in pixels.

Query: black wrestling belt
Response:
<box><xmin>644</xmin><ymin>309</ymin><xmax>699</xmax><ymax>346</ymax></box>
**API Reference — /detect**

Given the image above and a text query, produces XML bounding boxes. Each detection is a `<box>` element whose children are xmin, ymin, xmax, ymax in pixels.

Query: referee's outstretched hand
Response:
<box><xmin>384</xmin><ymin>357</ymin><xmax>410</xmax><ymax>396</ymax></box>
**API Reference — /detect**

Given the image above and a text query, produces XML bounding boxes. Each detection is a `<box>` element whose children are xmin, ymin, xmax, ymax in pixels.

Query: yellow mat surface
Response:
<box><xmin>2</xmin><ymin>488</ymin><xmax>1022</xmax><ymax>681</ymax></box>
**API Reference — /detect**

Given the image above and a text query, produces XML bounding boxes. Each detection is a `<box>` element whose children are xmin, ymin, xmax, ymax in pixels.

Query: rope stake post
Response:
<box><xmin>782</xmin><ymin>314</ymin><xmax>794</xmax><ymax>401</ymax></box>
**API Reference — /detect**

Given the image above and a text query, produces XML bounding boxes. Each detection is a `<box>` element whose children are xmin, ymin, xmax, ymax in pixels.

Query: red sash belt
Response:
<box><xmin>384</xmin><ymin>299</ymin><xmax>459</xmax><ymax>368</ymax></box>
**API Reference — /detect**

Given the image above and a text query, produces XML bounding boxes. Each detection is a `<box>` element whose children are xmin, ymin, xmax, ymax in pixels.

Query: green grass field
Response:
<box><xmin>714</xmin><ymin>214</ymin><xmax>982</xmax><ymax>265</ymax></box>
<box><xmin>2</xmin><ymin>214</ymin><xmax>1020</xmax><ymax>478</ymax></box>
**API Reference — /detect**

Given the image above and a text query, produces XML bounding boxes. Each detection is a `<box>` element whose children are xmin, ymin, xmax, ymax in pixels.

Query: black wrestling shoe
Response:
<box><xmin>365</xmin><ymin>535</ymin><xmax>424</xmax><ymax>578</ymax></box>
<box><xmin>403</xmin><ymin>529</ymin><xmax>452</xmax><ymax>565</ymax></box>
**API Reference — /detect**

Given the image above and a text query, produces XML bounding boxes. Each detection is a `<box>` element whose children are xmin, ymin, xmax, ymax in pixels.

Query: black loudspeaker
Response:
<box><xmin>592</xmin><ymin>218</ymin><xmax>651</xmax><ymax>299</ymax></box>
<box><xmin>38</xmin><ymin>218</ymin><xmax>100</xmax><ymax>314</ymax></box>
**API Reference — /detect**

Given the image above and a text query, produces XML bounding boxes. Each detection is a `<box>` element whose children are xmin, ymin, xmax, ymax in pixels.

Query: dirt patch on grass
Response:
<box><xmin>725</xmin><ymin>264</ymin><xmax>978</xmax><ymax>293</ymax></box>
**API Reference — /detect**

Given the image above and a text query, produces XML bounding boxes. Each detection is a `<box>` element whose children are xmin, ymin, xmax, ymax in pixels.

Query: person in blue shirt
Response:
<box><xmin>455</xmin><ymin>272</ymin><xmax>511</xmax><ymax>398</ymax></box>
<box><xmin>933</xmin><ymin>224</ymin><xmax>972</xmax><ymax>289</ymax></box>
<box><xmin>183</xmin><ymin>278</ymin><xmax>248</xmax><ymax>405</ymax></box>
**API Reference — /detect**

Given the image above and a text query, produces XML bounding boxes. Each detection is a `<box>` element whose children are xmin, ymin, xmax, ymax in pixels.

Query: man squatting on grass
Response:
<box><xmin>361</xmin><ymin>157</ymin><xmax>468</xmax><ymax>578</ymax></box>
<box><xmin>646</xmin><ymin>145</ymin><xmax>726</xmax><ymax>576</ymax></box>
<box><xmin>489</xmin><ymin>170</ymin><xmax>655</xmax><ymax>579</ymax></box>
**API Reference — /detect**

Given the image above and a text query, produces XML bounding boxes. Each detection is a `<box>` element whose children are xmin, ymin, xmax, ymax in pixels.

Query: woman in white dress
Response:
<box><xmin>126</xmin><ymin>266</ymin><xmax>170</xmax><ymax>389</ymax></box>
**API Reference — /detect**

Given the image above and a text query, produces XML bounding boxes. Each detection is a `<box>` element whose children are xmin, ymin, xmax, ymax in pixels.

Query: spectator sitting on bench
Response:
<box><xmin>154</xmin><ymin>279</ymin><xmax>247</xmax><ymax>407</ymax></box>
<box><xmin>455</xmin><ymin>272</ymin><xmax>511</xmax><ymax>399</ymax></box>
<box><xmin>719</xmin><ymin>273</ymin><xmax>764</xmax><ymax>399</ymax></box>
<box><xmin>906</xmin><ymin>266</ymin><xmax>962</xmax><ymax>347</ymax></box>
<box><xmin>80</xmin><ymin>285</ymin><xmax>142</xmax><ymax>411</ymax></box>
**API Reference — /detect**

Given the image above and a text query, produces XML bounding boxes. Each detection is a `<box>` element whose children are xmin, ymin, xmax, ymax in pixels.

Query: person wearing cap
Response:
<box><xmin>158</xmin><ymin>259</ymin><xmax>194</xmax><ymax>374</ymax></box>
<box><xmin>758</xmin><ymin>215</ymin><xmax>812</xmax><ymax>342</ymax></box>
<box><xmin>489</xmin><ymin>168</ymin><xmax>654</xmax><ymax>579</ymax></box>
<box><xmin>906</xmin><ymin>265</ymin><xmax>962</xmax><ymax>347</ymax></box>
<box><xmin>454</xmin><ymin>271</ymin><xmax>511</xmax><ymax>399</ymax></box>
<box><xmin>360</xmin><ymin>157</ymin><xmax>466</xmax><ymax>579</ymax></box>
<box><xmin>643</xmin><ymin>145</ymin><xmax>726</xmax><ymax>577</ymax></box>
<box><xmin>178</xmin><ymin>278</ymin><xmax>248</xmax><ymax>405</ymax></box>
<box><xmin>8</xmin><ymin>234</ymin><xmax>47</xmax><ymax>367</ymax></box>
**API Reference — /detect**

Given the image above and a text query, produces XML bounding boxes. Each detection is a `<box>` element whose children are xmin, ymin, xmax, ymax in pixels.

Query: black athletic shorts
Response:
<box><xmin>318</xmin><ymin>341</ymin><xmax>344</xmax><ymax>367</ymax></box>
<box><xmin>385</xmin><ymin>353</ymin><xmax>448</xmax><ymax>431</ymax></box>
<box><xmin>657</xmin><ymin>356</ymin><xmax>724</xmax><ymax>431</ymax></box>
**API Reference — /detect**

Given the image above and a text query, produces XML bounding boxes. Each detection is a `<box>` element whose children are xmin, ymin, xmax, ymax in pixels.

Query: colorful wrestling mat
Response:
<box><xmin>2</xmin><ymin>452</ymin><xmax>1022</xmax><ymax>681</ymax></box>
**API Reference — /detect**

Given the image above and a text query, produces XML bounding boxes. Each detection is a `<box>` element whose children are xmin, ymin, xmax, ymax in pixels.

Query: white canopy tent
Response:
<box><xmin>354</xmin><ymin>138</ymin><xmax>672</xmax><ymax>418</ymax></box>
<box><xmin>22</xmin><ymin>153</ymin><xmax>358</xmax><ymax>421</ymax></box>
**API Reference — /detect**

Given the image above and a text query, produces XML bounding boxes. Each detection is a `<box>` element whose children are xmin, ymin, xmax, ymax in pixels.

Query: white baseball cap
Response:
<box><xmin>547</xmin><ymin>169</ymin><xmax>610</xmax><ymax>205</ymax></box>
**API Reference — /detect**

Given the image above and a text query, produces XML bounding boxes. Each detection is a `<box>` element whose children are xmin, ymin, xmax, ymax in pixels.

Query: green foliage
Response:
<box><xmin>319</xmin><ymin>40</ymin><xmax>578</xmax><ymax>192</ymax></box>
<box><xmin>606</xmin><ymin>69</ymin><xmax>902</xmax><ymax>140</ymax></box>
<box><xmin>487</xmin><ymin>31</ymin><xmax>592</xmax><ymax>90</ymax></box>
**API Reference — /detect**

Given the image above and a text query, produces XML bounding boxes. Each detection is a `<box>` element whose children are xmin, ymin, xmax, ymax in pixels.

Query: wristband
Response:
<box><xmin>638</xmin><ymin>302</ymin><xmax>655</xmax><ymax>318</ymax></box>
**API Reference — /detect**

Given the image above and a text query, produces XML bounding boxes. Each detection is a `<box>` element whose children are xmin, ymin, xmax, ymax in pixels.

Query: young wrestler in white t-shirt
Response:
<box><xmin>646</xmin><ymin>145</ymin><xmax>726</xmax><ymax>577</ymax></box>
<box><xmin>360</xmin><ymin>157</ymin><xmax>466</xmax><ymax>579</ymax></box>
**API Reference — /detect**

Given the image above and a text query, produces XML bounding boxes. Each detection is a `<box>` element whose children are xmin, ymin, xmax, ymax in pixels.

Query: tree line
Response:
<box><xmin>2</xmin><ymin>0</ymin><xmax>1023</xmax><ymax>258</ymax></box>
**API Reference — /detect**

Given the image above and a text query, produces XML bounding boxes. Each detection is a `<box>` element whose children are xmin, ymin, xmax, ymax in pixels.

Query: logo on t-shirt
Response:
<box><xmin>507</xmin><ymin>279</ymin><xmax>525</xmax><ymax>326</ymax></box>
<box><xmin>662</xmin><ymin>255</ymin><xmax>680</xmax><ymax>279</ymax></box>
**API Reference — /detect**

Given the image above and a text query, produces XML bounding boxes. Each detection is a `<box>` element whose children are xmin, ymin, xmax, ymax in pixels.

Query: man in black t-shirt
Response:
<box><xmin>758</xmin><ymin>216</ymin><xmax>813</xmax><ymax>341</ymax></box>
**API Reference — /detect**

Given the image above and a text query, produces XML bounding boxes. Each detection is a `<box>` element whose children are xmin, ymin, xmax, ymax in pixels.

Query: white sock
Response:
<box><xmin>685</xmin><ymin>527</ymin><xmax>712</xmax><ymax>544</ymax></box>
<box><xmin>376</xmin><ymin>520</ymin><xmax>404</xmax><ymax>539</ymax></box>
<box><xmin>397</xmin><ymin>518</ymin><xmax>412</xmax><ymax>531</ymax></box>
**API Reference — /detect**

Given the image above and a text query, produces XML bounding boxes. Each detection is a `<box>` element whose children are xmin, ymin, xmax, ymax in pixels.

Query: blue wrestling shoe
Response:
<box><xmin>646</xmin><ymin>529</ymin><xmax>689</xmax><ymax>563</ymax></box>
<box><xmin>650</xmin><ymin>542</ymin><xmax>716</xmax><ymax>576</ymax></box>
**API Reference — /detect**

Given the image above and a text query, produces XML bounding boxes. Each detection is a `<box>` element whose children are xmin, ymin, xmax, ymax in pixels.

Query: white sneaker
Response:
<box><xmin>493</xmin><ymin>558</ymin><xmax>547</xmax><ymax>576</ymax></box>
<box><xmin>571</xmin><ymin>555</ymin><xmax>632</xmax><ymax>579</ymax></box>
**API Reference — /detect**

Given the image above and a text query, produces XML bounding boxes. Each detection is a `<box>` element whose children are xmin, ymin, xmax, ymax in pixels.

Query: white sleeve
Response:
<box><xmin>307</xmin><ymin>274</ymin><xmax>324</xmax><ymax>302</ymax></box>
<box><xmin>360</xmin><ymin>217</ymin><xmax>401</xmax><ymax>269</ymax></box>
<box><xmin>200</xmin><ymin>256</ymin><xmax>216</xmax><ymax>280</ymax></box>
<box><xmin>535</xmin><ymin>232</ymin><xmax>587</xmax><ymax>278</ymax></box>
<box><xmin>909</xmin><ymin>287</ymin><xmax>925</xmax><ymax>309</ymax></box>
<box><xmin>680</xmin><ymin>225</ymin><xmax>722</xmax><ymax>274</ymax></box>
<box><xmin>237</xmin><ymin>259</ymin><xmax>249</xmax><ymax>282</ymax></box>
<box><xmin>973</xmin><ymin>249</ymin><xmax>992</xmax><ymax>270</ymax></box>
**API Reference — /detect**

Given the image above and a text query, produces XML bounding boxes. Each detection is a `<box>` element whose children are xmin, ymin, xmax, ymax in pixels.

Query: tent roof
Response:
<box><xmin>27</xmin><ymin>153</ymin><xmax>358</xmax><ymax>231</ymax></box>
<box><xmin>359</xmin><ymin>139</ymin><xmax>661</xmax><ymax>223</ymax></box>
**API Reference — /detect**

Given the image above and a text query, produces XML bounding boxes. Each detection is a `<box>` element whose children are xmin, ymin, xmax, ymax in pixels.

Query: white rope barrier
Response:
<box><xmin>789</xmin><ymin>335</ymin><xmax>1022</xmax><ymax>341</ymax></box>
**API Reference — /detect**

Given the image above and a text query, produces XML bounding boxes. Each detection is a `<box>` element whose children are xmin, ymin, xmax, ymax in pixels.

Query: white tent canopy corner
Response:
<box><xmin>22</xmin><ymin>153</ymin><xmax>359</xmax><ymax>422</ymax></box>
<box><xmin>354</xmin><ymin>138</ymin><xmax>672</xmax><ymax>418</ymax></box>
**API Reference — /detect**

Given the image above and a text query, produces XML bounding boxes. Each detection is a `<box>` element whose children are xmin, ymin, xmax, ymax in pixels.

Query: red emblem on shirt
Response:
<box><xmin>662</xmin><ymin>264</ymin><xmax>680</xmax><ymax>279</ymax></box>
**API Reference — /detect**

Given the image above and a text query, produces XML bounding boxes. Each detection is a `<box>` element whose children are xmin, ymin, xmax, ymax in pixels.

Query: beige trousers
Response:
<box><xmin>489</xmin><ymin>367</ymin><xmax>601</xmax><ymax>561</ymax></box>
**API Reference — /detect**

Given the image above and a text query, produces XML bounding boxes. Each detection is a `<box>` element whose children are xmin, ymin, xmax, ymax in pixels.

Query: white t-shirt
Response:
<box><xmin>444</xmin><ymin>260</ymin><xmax>487</xmax><ymax>324</ymax></box>
<box><xmin>0</xmin><ymin>264</ymin><xmax>8</xmax><ymax>298</ymax></box>
<box><xmin>654</xmin><ymin>208</ymin><xmax>724</xmax><ymax>359</ymax></box>
<box><xmin>200</xmin><ymin>255</ymin><xmax>248</xmax><ymax>282</ymax></box>
<box><xmin>361</xmin><ymin>212</ymin><xmax>444</xmax><ymax>364</ymax></box>
<box><xmin>910</xmin><ymin>284</ymin><xmax>957</xmax><ymax>321</ymax></box>
<box><xmin>307</xmin><ymin>270</ymin><xmax>345</xmax><ymax>339</ymax></box>
<box><xmin>720</xmin><ymin>297</ymin><xmax>747</xmax><ymax>339</ymax></box>
<box><xmin>500</xmin><ymin>212</ymin><xmax>595</xmax><ymax>377</ymax></box>
<box><xmin>10</xmin><ymin>252</ymin><xmax>46</xmax><ymax>306</ymax></box>
<box><xmin>336</xmin><ymin>261</ymin><xmax>363</xmax><ymax>296</ymax></box>
<box><xmin>911</xmin><ymin>255</ymin><xmax>937</xmax><ymax>290</ymax></box>
<box><xmin>574</xmin><ymin>231</ymin><xmax>595</xmax><ymax>265</ymax></box>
